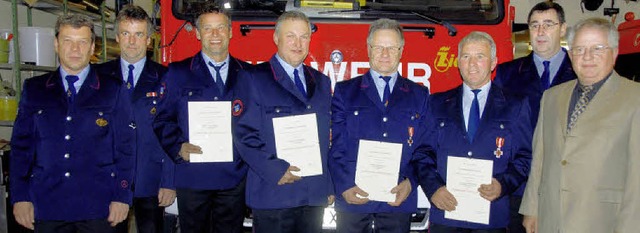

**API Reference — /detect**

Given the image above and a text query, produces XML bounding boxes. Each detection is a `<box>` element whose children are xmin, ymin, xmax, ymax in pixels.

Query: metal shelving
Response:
<box><xmin>0</xmin><ymin>63</ymin><xmax>56</xmax><ymax>72</ymax></box>
<box><xmin>4</xmin><ymin>0</ymin><xmax>114</xmax><ymax>98</ymax></box>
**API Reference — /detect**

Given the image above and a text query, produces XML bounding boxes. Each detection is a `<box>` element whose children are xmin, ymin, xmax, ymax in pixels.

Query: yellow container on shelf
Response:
<box><xmin>0</xmin><ymin>39</ymin><xmax>9</xmax><ymax>63</ymax></box>
<box><xmin>0</xmin><ymin>96</ymin><xmax>18</xmax><ymax>121</ymax></box>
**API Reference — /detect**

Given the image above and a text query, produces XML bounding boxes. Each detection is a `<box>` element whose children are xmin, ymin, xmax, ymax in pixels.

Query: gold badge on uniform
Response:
<box><xmin>96</xmin><ymin>118</ymin><xmax>109</xmax><ymax>127</ymax></box>
<box><xmin>150</xmin><ymin>107</ymin><xmax>157</xmax><ymax>115</ymax></box>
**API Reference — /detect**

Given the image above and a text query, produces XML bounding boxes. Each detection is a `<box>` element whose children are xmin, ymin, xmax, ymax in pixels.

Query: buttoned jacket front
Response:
<box><xmin>233</xmin><ymin>55</ymin><xmax>332</xmax><ymax>209</ymax></box>
<box><xmin>98</xmin><ymin>58</ymin><xmax>173</xmax><ymax>197</ymax></box>
<box><xmin>520</xmin><ymin>74</ymin><xmax>640</xmax><ymax>233</ymax></box>
<box><xmin>10</xmin><ymin>65</ymin><xmax>135</xmax><ymax>221</ymax></box>
<box><xmin>329</xmin><ymin>71</ymin><xmax>429</xmax><ymax>214</ymax></box>
<box><xmin>417</xmin><ymin>84</ymin><xmax>532</xmax><ymax>229</ymax></box>
<box><xmin>153</xmin><ymin>53</ymin><xmax>249</xmax><ymax>190</ymax></box>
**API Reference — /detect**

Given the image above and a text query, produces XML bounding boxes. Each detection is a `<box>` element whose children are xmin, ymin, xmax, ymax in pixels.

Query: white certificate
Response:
<box><xmin>188</xmin><ymin>101</ymin><xmax>233</xmax><ymax>163</ymax></box>
<box><xmin>355</xmin><ymin>139</ymin><xmax>403</xmax><ymax>203</ymax></box>
<box><xmin>445</xmin><ymin>156</ymin><xmax>494</xmax><ymax>224</ymax></box>
<box><xmin>272</xmin><ymin>113</ymin><xmax>322</xmax><ymax>177</ymax></box>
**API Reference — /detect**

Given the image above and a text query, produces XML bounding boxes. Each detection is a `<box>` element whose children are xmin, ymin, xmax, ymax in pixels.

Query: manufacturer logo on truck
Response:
<box><xmin>434</xmin><ymin>46</ymin><xmax>458</xmax><ymax>73</ymax></box>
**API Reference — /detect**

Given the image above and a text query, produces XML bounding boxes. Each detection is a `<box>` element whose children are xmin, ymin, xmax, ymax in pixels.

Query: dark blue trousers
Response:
<box><xmin>176</xmin><ymin>180</ymin><xmax>246</xmax><ymax>233</ymax></box>
<box><xmin>336</xmin><ymin>211</ymin><xmax>411</xmax><ymax>233</ymax></box>
<box><xmin>252</xmin><ymin>205</ymin><xmax>324</xmax><ymax>233</ymax></box>
<box><xmin>428</xmin><ymin>223</ymin><xmax>506</xmax><ymax>233</ymax></box>
<box><xmin>35</xmin><ymin>219</ymin><xmax>114</xmax><ymax>233</ymax></box>
<box><xmin>508</xmin><ymin>196</ymin><xmax>525</xmax><ymax>233</ymax></box>
<box><xmin>133</xmin><ymin>197</ymin><xmax>165</xmax><ymax>233</ymax></box>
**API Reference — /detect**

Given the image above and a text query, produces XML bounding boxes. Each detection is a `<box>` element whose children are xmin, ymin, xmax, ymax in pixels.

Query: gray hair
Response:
<box><xmin>115</xmin><ymin>4</ymin><xmax>155</xmax><ymax>37</ymax></box>
<box><xmin>458</xmin><ymin>31</ymin><xmax>496</xmax><ymax>60</ymax></box>
<box><xmin>274</xmin><ymin>11</ymin><xmax>312</xmax><ymax>35</ymax></box>
<box><xmin>566</xmin><ymin>17</ymin><xmax>619</xmax><ymax>49</ymax></box>
<box><xmin>55</xmin><ymin>14</ymin><xmax>96</xmax><ymax>42</ymax></box>
<box><xmin>367</xmin><ymin>18</ymin><xmax>405</xmax><ymax>47</ymax></box>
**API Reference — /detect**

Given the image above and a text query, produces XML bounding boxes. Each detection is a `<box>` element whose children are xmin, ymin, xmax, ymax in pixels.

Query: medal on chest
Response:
<box><xmin>494</xmin><ymin>137</ymin><xmax>504</xmax><ymax>158</ymax></box>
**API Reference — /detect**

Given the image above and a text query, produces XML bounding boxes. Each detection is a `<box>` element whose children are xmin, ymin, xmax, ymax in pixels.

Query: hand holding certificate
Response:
<box><xmin>188</xmin><ymin>101</ymin><xmax>233</xmax><ymax>163</ymax></box>
<box><xmin>272</xmin><ymin>113</ymin><xmax>322</xmax><ymax>177</ymax></box>
<box><xmin>445</xmin><ymin>156</ymin><xmax>493</xmax><ymax>224</ymax></box>
<box><xmin>354</xmin><ymin>140</ymin><xmax>403</xmax><ymax>203</ymax></box>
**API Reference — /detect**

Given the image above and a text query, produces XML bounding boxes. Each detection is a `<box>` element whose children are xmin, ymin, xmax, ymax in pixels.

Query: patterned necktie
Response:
<box><xmin>208</xmin><ymin>61</ymin><xmax>227</xmax><ymax>95</ymax></box>
<box><xmin>65</xmin><ymin>75</ymin><xmax>79</xmax><ymax>104</ymax></box>
<box><xmin>293</xmin><ymin>69</ymin><xmax>307</xmax><ymax>97</ymax></box>
<box><xmin>127</xmin><ymin>64</ymin><xmax>135</xmax><ymax>92</ymax></box>
<box><xmin>567</xmin><ymin>85</ymin><xmax>594</xmax><ymax>133</ymax></box>
<box><xmin>381</xmin><ymin>76</ymin><xmax>391</xmax><ymax>107</ymax></box>
<box><xmin>468</xmin><ymin>89</ymin><xmax>481</xmax><ymax>142</ymax></box>
<box><xmin>541</xmin><ymin>61</ymin><xmax>550</xmax><ymax>90</ymax></box>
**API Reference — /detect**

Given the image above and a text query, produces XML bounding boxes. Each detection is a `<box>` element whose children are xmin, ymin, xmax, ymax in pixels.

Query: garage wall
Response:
<box><xmin>513</xmin><ymin>0</ymin><xmax>640</xmax><ymax>27</ymax></box>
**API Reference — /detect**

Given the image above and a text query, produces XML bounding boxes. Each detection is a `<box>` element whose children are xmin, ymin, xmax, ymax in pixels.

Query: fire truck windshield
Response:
<box><xmin>172</xmin><ymin>0</ymin><xmax>503</xmax><ymax>25</ymax></box>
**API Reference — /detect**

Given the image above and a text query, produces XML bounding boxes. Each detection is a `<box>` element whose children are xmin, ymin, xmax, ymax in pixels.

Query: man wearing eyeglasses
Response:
<box><xmin>328</xmin><ymin>18</ymin><xmax>429</xmax><ymax>233</ymax></box>
<box><xmin>97</xmin><ymin>5</ymin><xmax>174</xmax><ymax>233</ymax></box>
<box><xmin>493</xmin><ymin>2</ymin><xmax>576</xmax><ymax>232</ymax></box>
<box><xmin>152</xmin><ymin>2</ymin><xmax>250</xmax><ymax>233</ymax></box>
<box><xmin>520</xmin><ymin>18</ymin><xmax>640</xmax><ymax>233</ymax></box>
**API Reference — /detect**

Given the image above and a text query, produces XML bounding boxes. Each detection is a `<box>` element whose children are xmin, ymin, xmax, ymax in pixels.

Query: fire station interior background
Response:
<box><xmin>0</xmin><ymin>0</ymin><xmax>638</xmax><ymax>232</ymax></box>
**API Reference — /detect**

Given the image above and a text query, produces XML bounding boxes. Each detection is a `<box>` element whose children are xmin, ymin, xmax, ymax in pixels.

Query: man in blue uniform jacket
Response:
<box><xmin>10</xmin><ymin>14</ymin><xmax>135</xmax><ymax>232</ymax></box>
<box><xmin>97</xmin><ymin>5</ymin><xmax>174</xmax><ymax>233</ymax></box>
<box><xmin>416</xmin><ymin>31</ymin><xmax>532</xmax><ymax>233</ymax></box>
<box><xmin>152</xmin><ymin>3</ymin><xmax>249</xmax><ymax>233</ymax></box>
<box><xmin>233</xmin><ymin>11</ymin><xmax>332</xmax><ymax>233</ymax></box>
<box><xmin>494</xmin><ymin>2</ymin><xmax>576</xmax><ymax>127</ymax></box>
<box><xmin>492</xmin><ymin>3</ymin><xmax>575</xmax><ymax>232</ymax></box>
<box><xmin>328</xmin><ymin>19</ymin><xmax>430</xmax><ymax>233</ymax></box>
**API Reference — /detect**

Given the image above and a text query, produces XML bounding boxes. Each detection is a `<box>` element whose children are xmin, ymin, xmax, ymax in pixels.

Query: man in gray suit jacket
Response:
<box><xmin>520</xmin><ymin>17</ymin><xmax>640</xmax><ymax>233</ymax></box>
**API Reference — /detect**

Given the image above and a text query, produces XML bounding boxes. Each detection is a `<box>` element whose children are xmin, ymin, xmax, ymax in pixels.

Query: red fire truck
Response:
<box><xmin>159</xmin><ymin>0</ymin><xmax>514</xmax><ymax>230</ymax></box>
<box><xmin>615</xmin><ymin>12</ymin><xmax>640</xmax><ymax>81</ymax></box>
<box><xmin>160</xmin><ymin>0</ymin><xmax>514</xmax><ymax>93</ymax></box>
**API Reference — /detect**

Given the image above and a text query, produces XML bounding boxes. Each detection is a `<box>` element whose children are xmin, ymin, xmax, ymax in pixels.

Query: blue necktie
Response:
<box><xmin>381</xmin><ymin>76</ymin><xmax>391</xmax><ymax>107</ymax></box>
<box><xmin>65</xmin><ymin>75</ymin><xmax>79</xmax><ymax>104</ymax></box>
<box><xmin>127</xmin><ymin>64</ymin><xmax>135</xmax><ymax>92</ymax></box>
<box><xmin>541</xmin><ymin>61</ymin><xmax>550</xmax><ymax>90</ymax></box>
<box><xmin>208</xmin><ymin>61</ymin><xmax>226</xmax><ymax>95</ymax></box>
<box><xmin>468</xmin><ymin>89</ymin><xmax>480</xmax><ymax>142</ymax></box>
<box><xmin>293</xmin><ymin>69</ymin><xmax>306</xmax><ymax>97</ymax></box>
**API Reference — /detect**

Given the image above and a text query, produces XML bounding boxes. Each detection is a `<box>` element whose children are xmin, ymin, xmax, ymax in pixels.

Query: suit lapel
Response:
<box><xmin>269</xmin><ymin>56</ymin><xmax>308</xmax><ymax>103</ymax></box>
<box><xmin>517</xmin><ymin>53</ymin><xmax>542</xmax><ymax>90</ymax></box>
<box><xmin>132</xmin><ymin>59</ymin><xmax>161</xmax><ymax>101</ymax></box>
<box><xmin>76</xmin><ymin>66</ymin><xmax>101</xmax><ymax>106</ymax></box>
<box><xmin>445</xmin><ymin>86</ymin><xmax>466</xmax><ymax>136</ymax></box>
<box><xmin>190</xmin><ymin>53</ymin><xmax>216</xmax><ymax>89</ymax></box>
<box><xmin>567</xmin><ymin>74</ymin><xmax>620</xmax><ymax>136</ymax></box>
<box><xmin>550</xmin><ymin>52</ymin><xmax>576</xmax><ymax>87</ymax></box>
<box><xmin>360</xmin><ymin>72</ymin><xmax>387</xmax><ymax>111</ymax></box>
<box><xmin>224</xmin><ymin>56</ymin><xmax>246</xmax><ymax>99</ymax></box>
<box><xmin>387</xmin><ymin>75</ymin><xmax>413</xmax><ymax>109</ymax></box>
<box><xmin>45</xmin><ymin>69</ymin><xmax>68</xmax><ymax>106</ymax></box>
<box><xmin>303</xmin><ymin>66</ymin><xmax>317</xmax><ymax>98</ymax></box>
<box><xmin>475</xmin><ymin>84</ymin><xmax>507</xmax><ymax>137</ymax></box>
<box><xmin>556</xmin><ymin>80</ymin><xmax>575</xmax><ymax>137</ymax></box>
